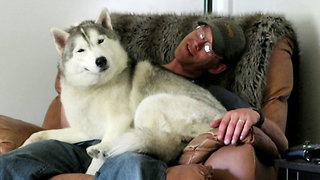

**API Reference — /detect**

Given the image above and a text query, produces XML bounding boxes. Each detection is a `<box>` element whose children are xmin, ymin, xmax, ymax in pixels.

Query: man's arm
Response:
<box><xmin>259</xmin><ymin>117</ymin><xmax>288</xmax><ymax>152</ymax></box>
<box><xmin>205</xmin><ymin>85</ymin><xmax>252</xmax><ymax>110</ymax></box>
<box><xmin>207</xmin><ymin>85</ymin><xmax>288</xmax><ymax>152</ymax></box>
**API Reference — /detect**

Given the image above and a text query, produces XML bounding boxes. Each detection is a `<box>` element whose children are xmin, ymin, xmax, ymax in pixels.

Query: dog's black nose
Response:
<box><xmin>96</xmin><ymin>56</ymin><xmax>108</xmax><ymax>69</ymax></box>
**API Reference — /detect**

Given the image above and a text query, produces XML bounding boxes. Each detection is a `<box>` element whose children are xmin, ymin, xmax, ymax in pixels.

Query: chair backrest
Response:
<box><xmin>112</xmin><ymin>13</ymin><xmax>298</xmax><ymax>109</ymax></box>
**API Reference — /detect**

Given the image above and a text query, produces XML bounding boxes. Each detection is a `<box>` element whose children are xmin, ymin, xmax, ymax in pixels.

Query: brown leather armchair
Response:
<box><xmin>0</xmin><ymin>13</ymin><xmax>298</xmax><ymax>180</ymax></box>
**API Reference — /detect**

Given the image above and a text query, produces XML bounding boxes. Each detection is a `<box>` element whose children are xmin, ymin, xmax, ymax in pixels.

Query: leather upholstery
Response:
<box><xmin>42</xmin><ymin>72</ymin><xmax>69</xmax><ymax>129</ymax></box>
<box><xmin>262</xmin><ymin>38</ymin><xmax>294</xmax><ymax>132</ymax></box>
<box><xmin>166</xmin><ymin>164</ymin><xmax>214</xmax><ymax>180</ymax></box>
<box><xmin>0</xmin><ymin>115</ymin><xmax>42</xmax><ymax>154</ymax></box>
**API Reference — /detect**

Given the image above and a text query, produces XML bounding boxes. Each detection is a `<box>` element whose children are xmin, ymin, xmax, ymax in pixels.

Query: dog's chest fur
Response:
<box><xmin>60</xmin><ymin>69</ymin><xmax>134</xmax><ymax>138</ymax></box>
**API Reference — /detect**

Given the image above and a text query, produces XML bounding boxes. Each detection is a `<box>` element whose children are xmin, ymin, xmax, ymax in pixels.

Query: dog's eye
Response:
<box><xmin>77</xmin><ymin>49</ymin><xmax>85</xmax><ymax>53</ymax></box>
<box><xmin>98</xmin><ymin>39</ymin><xmax>104</xmax><ymax>44</ymax></box>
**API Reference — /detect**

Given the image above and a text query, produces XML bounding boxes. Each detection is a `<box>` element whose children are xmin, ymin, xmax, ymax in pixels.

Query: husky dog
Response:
<box><xmin>22</xmin><ymin>9</ymin><xmax>226</xmax><ymax>173</ymax></box>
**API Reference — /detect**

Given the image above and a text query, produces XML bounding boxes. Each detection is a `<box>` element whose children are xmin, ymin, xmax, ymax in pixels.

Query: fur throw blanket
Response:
<box><xmin>110</xmin><ymin>13</ymin><xmax>299</xmax><ymax>109</ymax></box>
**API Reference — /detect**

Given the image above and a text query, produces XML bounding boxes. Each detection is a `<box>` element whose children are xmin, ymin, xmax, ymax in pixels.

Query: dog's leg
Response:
<box><xmin>86</xmin><ymin>158</ymin><xmax>105</xmax><ymax>175</ymax></box>
<box><xmin>21</xmin><ymin>128</ymin><xmax>89</xmax><ymax>147</ymax></box>
<box><xmin>86</xmin><ymin>114</ymin><xmax>132</xmax><ymax>160</ymax></box>
<box><xmin>85</xmin><ymin>116</ymin><xmax>132</xmax><ymax>175</ymax></box>
<box><xmin>107</xmin><ymin>93</ymin><xmax>225</xmax><ymax>163</ymax></box>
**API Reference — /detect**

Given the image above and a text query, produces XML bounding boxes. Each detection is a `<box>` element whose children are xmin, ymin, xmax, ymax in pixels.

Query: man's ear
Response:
<box><xmin>208</xmin><ymin>63</ymin><xmax>227</xmax><ymax>74</ymax></box>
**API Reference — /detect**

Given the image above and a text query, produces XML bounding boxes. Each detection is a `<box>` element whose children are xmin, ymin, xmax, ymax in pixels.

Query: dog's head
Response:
<box><xmin>51</xmin><ymin>8</ymin><xmax>128</xmax><ymax>88</ymax></box>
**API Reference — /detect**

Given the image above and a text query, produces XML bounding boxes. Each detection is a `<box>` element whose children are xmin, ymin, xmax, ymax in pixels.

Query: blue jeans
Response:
<box><xmin>0</xmin><ymin>140</ymin><xmax>167</xmax><ymax>180</ymax></box>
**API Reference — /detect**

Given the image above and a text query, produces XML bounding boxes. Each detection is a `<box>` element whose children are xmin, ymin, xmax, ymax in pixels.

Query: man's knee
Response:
<box><xmin>96</xmin><ymin>152</ymin><xmax>167</xmax><ymax>180</ymax></box>
<box><xmin>205</xmin><ymin>144</ymin><xmax>256</xmax><ymax>180</ymax></box>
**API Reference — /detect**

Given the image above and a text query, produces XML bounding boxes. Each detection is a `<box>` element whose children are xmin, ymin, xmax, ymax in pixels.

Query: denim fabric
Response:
<box><xmin>0</xmin><ymin>140</ymin><xmax>92</xmax><ymax>180</ymax></box>
<box><xmin>0</xmin><ymin>140</ymin><xmax>167</xmax><ymax>180</ymax></box>
<box><xmin>95</xmin><ymin>152</ymin><xmax>167</xmax><ymax>180</ymax></box>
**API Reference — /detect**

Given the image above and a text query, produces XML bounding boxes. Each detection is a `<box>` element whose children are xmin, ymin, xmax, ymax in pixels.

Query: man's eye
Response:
<box><xmin>204</xmin><ymin>44</ymin><xmax>211</xmax><ymax>53</ymax></box>
<box><xmin>77</xmin><ymin>49</ymin><xmax>85</xmax><ymax>53</ymax></box>
<box><xmin>98</xmin><ymin>39</ymin><xmax>104</xmax><ymax>44</ymax></box>
<box><xmin>199</xmin><ymin>33</ymin><xmax>205</xmax><ymax>40</ymax></box>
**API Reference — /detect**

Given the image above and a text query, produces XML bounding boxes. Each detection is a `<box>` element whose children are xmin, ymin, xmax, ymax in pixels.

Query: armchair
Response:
<box><xmin>0</xmin><ymin>12</ymin><xmax>298</xmax><ymax>180</ymax></box>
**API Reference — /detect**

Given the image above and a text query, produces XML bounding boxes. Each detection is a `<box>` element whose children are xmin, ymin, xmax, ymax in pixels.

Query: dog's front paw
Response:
<box><xmin>87</xmin><ymin>144</ymin><xmax>110</xmax><ymax>160</ymax></box>
<box><xmin>21</xmin><ymin>132</ymin><xmax>46</xmax><ymax>147</ymax></box>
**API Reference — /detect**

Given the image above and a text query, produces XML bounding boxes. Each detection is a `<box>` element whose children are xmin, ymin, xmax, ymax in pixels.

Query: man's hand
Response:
<box><xmin>210</xmin><ymin>108</ymin><xmax>260</xmax><ymax>145</ymax></box>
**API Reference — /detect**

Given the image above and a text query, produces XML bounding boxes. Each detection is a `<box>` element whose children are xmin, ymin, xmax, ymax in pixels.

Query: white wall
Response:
<box><xmin>215</xmin><ymin>0</ymin><xmax>320</xmax><ymax>145</ymax></box>
<box><xmin>0</xmin><ymin>0</ymin><xmax>203</xmax><ymax>126</ymax></box>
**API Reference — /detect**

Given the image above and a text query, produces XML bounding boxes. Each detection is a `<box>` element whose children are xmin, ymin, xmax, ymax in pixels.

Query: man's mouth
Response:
<box><xmin>186</xmin><ymin>44</ymin><xmax>193</xmax><ymax>56</ymax></box>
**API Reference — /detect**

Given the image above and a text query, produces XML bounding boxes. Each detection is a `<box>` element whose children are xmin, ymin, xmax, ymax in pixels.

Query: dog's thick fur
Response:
<box><xmin>22</xmin><ymin>9</ymin><xmax>226</xmax><ymax>173</ymax></box>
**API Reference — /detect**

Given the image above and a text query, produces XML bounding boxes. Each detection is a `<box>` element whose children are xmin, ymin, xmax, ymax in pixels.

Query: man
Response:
<box><xmin>163</xmin><ymin>21</ymin><xmax>267</xmax><ymax>146</ymax></box>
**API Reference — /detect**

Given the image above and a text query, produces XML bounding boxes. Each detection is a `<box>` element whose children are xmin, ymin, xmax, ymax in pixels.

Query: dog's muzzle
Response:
<box><xmin>96</xmin><ymin>56</ymin><xmax>109</xmax><ymax>72</ymax></box>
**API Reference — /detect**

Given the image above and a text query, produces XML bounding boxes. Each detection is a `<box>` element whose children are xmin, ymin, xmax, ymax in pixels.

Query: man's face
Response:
<box><xmin>174</xmin><ymin>25</ymin><xmax>223</xmax><ymax>71</ymax></box>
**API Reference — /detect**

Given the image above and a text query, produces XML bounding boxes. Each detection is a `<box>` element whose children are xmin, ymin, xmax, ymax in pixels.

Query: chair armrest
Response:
<box><xmin>0</xmin><ymin>115</ymin><xmax>43</xmax><ymax>154</ymax></box>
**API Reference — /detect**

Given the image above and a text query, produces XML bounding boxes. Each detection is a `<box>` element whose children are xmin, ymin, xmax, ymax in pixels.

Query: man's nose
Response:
<box><xmin>195</xmin><ymin>40</ymin><xmax>206</xmax><ymax>51</ymax></box>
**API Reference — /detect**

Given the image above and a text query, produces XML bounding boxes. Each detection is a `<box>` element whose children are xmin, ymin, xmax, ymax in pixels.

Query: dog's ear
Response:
<box><xmin>50</xmin><ymin>28</ymin><xmax>69</xmax><ymax>56</ymax></box>
<box><xmin>96</xmin><ymin>8</ymin><xmax>113</xmax><ymax>30</ymax></box>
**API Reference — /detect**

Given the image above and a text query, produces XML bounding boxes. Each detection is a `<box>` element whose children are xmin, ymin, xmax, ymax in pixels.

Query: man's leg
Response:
<box><xmin>95</xmin><ymin>152</ymin><xmax>167</xmax><ymax>180</ymax></box>
<box><xmin>0</xmin><ymin>140</ymin><xmax>92</xmax><ymax>180</ymax></box>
